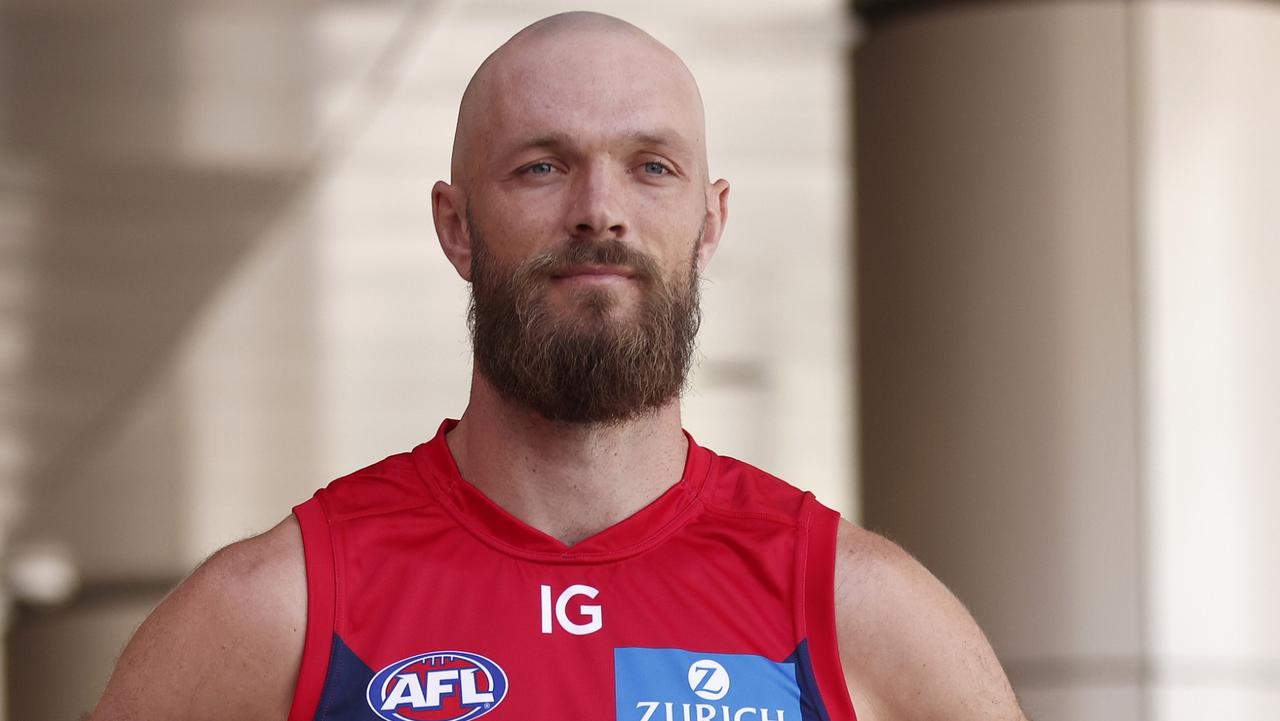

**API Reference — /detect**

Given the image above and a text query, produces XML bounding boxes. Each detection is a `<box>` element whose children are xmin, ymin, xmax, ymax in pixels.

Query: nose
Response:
<box><xmin>566</xmin><ymin>161</ymin><xmax>627</xmax><ymax>240</ymax></box>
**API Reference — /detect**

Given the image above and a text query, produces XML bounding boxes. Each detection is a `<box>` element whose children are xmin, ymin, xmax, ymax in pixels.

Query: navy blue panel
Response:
<box><xmin>312</xmin><ymin>634</ymin><xmax>833</xmax><ymax>720</ymax></box>
<box><xmin>314</xmin><ymin>633</ymin><xmax>376</xmax><ymax>721</ymax></box>
<box><xmin>786</xmin><ymin>639</ymin><xmax>833</xmax><ymax>721</ymax></box>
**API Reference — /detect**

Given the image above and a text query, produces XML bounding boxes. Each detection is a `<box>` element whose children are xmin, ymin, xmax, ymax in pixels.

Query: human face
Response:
<box><xmin>430</xmin><ymin>21</ymin><xmax>730</xmax><ymax>422</ymax></box>
<box><xmin>459</xmin><ymin>28</ymin><xmax>718</xmax><ymax>318</ymax></box>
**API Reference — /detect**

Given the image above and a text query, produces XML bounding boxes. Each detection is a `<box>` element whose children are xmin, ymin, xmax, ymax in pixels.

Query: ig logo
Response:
<box><xmin>539</xmin><ymin>584</ymin><xmax>603</xmax><ymax>635</ymax></box>
<box><xmin>687</xmin><ymin>659</ymin><xmax>730</xmax><ymax>701</ymax></box>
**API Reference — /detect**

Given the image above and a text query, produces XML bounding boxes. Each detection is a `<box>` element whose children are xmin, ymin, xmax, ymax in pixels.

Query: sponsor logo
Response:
<box><xmin>688</xmin><ymin>659</ymin><xmax>730</xmax><ymax>701</ymax></box>
<box><xmin>539</xmin><ymin>583</ymin><xmax>603</xmax><ymax>635</ymax></box>
<box><xmin>615</xmin><ymin>648</ymin><xmax>801</xmax><ymax>721</ymax></box>
<box><xmin>366</xmin><ymin>650</ymin><xmax>508</xmax><ymax>721</ymax></box>
<box><xmin>633</xmin><ymin>701</ymin><xmax>787</xmax><ymax>721</ymax></box>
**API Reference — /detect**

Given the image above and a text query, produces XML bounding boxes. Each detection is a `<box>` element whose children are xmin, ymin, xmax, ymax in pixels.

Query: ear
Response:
<box><xmin>695</xmin><ymin>178</ymin><xmax>730</xmax><ymax>273</ymax></box>
<box><xmin>432</xmin><ymin>180</ymin><xmax>473</xmax><ymax>281</ymax></box>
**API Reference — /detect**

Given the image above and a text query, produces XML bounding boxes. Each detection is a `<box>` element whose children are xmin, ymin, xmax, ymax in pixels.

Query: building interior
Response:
<box><xmin>1</xmin><ymin>1</ymin><xmax>1277</xmax><ymax>719</ymax></box>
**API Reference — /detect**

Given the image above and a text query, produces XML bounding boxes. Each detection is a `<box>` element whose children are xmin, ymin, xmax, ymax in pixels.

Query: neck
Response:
<box><xmin>445</xmin><ymin>373</ymin><xmax>690</xmax><ymax>546</ymax></box>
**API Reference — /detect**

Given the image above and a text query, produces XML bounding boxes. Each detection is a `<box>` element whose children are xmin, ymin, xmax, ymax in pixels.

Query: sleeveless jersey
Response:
<box><xmin>287</xmin><ymin>419</ymin><xmax>857</xmax><ymax>721</ymax></box>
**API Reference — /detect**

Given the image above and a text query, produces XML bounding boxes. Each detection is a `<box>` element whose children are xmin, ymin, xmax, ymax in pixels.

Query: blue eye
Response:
<box><xmin>642</xmin><ymin>161</ymin><xmax>670</xmax><ymax>176</ymax></box>
<box><xmin>525</xmin><ymin>162</ymin><xmax>554</xmax><ymax>176</ymax></box>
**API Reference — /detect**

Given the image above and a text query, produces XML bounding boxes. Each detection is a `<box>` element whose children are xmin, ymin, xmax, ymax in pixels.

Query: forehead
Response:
<box><xmin>481</xmin><ymin>36</ymin><xmax>703</xmax><ymax>156</ymax></box>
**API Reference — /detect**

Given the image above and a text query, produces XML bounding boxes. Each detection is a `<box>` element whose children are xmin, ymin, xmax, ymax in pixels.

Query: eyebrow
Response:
<box><xmin>624</xmin><ymin>129</ymin><xmax>693</xmax><ymax>154</ymax></box>
<box><xmin>507</xmin><ymin>129</ymin><xmax>693</xmax><ymax>156</ymax></box>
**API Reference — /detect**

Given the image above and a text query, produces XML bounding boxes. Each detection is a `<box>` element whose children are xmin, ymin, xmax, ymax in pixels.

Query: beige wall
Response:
<box><xmin>856</xmin><ymin>1</ymin><xmax>1280</xmax><ymax>719</ymax></box>
<box><xmin>1137</xmin><ymin>2</ymin><xmax>1280</xmax><ymax>716</ymax></box>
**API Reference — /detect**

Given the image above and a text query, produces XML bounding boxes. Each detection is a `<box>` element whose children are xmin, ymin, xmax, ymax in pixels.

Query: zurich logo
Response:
<box><xmin>687</xmin><ymin>659</ymin><xmax>730</xmax><ymax>701</ymax></box>
<box><xmin>366</xmin><ymin>650</ymin><xmax>508</xmax><ymax>721</ymax></box>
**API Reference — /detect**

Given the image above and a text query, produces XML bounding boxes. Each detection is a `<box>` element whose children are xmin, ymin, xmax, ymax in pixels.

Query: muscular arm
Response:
<box><xmin>87</xmin><ymin>516</ymin><xmax>307</xmax><ymax>721</ymax></box>
<box><xmin>833</xmin><ymin>521</ymin><xmax>1026</xmax><ymax>721</ymax></box>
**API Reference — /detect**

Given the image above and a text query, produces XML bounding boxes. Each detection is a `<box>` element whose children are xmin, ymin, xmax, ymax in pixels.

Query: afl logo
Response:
<box><xmin>366</xmin><ymin>650</ymin><xmax>508</xmax><ymax>721</ymax></box>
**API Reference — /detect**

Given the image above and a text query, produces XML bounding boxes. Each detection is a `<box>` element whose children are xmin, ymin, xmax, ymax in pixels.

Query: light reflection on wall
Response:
<box><xmin>1139</xmin><ymin>3</ymin><xmax>1280</xmax><ymax>716</ymax></box>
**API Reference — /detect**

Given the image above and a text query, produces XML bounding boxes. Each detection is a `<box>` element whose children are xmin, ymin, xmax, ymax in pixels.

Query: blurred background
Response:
<box><xmin>0</xmin><ymin>0</ymin><xmax>1275</xmax><ymax>719</ymax></box>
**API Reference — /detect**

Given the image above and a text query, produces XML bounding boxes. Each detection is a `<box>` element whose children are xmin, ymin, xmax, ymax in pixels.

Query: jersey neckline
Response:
<box><xmin>410</xmin><ymin>418</ymin><xmax>714</xmax><ymax>564</ymax></box>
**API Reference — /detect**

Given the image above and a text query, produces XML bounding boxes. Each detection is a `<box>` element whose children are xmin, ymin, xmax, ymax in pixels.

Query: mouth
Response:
<box><xmin>550</xmin><ymin>264</ymin><xmax>638</xmax><ymax>283</ymax></box>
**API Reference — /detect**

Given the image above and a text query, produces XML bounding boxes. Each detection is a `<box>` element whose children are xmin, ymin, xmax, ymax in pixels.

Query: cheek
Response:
<box><xmin>632</xmin><ymin>196</ymin><xmax>705</xmax><ymax>263</ymax></box>
<box><xmin>476</xmin><ymin>197</ymin><xmax>562</xmax><ymax>258</ymax></box>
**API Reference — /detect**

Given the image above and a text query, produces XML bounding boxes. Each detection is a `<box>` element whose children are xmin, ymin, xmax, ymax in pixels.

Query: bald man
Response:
<box><xmin>89</xmin><ymin>12</ymin><xmax>1027</xmax><ymax>721</ymax></box>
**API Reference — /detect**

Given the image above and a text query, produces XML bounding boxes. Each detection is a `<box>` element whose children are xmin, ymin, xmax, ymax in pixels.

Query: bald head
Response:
<box><xmin>450</xmin><ymin>12</ymin><xmax>709</xmax><ymax>189</ymax></box>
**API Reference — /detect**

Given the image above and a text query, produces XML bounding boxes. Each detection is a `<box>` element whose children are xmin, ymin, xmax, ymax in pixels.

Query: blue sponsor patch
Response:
<box><xmin>615</xmin><ymin>647</ymin><xmax>802</xmax><ymax>721</ymax></box>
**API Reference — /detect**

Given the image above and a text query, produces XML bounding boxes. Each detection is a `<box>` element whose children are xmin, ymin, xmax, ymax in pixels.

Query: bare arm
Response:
<box><xmin>87</xmin><ymin>516</ymin><xmax>307</xmax><ymax>721</ymax></box>
<box><xmin>834</xmin><ymin>521</ymin><xmax>1027</xmax><ymax>721</ymax></box>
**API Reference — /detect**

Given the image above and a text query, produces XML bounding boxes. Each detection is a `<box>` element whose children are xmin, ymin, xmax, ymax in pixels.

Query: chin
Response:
<box><xmin>553</xmin><ymin>285</ymin><xmax>632</xmax><ymax>318</ymax></box>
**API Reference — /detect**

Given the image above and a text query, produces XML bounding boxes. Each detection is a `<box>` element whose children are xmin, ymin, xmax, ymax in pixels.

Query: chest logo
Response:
<box><xmin>366</xmin><ymin>650</ymin><xmax>508</xmax><ymax>721</ymax></box>
<box><xmin>615</xmin><ymin>648</ymin><xmax>801</xmax><ymax>721</ymax></box>
<box><xmin>540</xmin><ymin>583</ymin><xmax>603</xmax><ymax>635</ymax></box>
<box><xmin>688</xmin><ymin>659</ymin><xmax>731</xmax><ymax>701</ymax></box>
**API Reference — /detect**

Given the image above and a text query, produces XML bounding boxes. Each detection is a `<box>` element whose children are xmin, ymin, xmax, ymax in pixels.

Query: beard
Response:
<box><xmin>466</xmin><ymin>217</ymin><xmax>703</xmax><ymax>426</ymax></box>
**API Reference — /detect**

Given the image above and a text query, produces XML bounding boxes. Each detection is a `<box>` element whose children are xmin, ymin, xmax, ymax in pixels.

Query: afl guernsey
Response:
<box><xmin>287</xmin><ymin>419</ymin><xmax>857</xmax><ymax>721</ymax></box>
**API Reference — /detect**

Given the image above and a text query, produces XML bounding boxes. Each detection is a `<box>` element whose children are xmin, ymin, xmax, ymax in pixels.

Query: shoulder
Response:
<box><xmin>88</xmin><ymin>516</ymin><xmax>306</xmax><ymax>721</ymax></box>
<box><xmin>832</xmin><ymin>521</ymin><xmax>1026</xmax><ymax>721</ymax></box>
<box><xmin>319</xmin><ymin>450</ymin><xmax>428</xmax><ymax>518</ymax></box>
<box><xmin>699</xmin><ymin>450</ymin><xmax>811</xmax><ymax>521</ymax></box>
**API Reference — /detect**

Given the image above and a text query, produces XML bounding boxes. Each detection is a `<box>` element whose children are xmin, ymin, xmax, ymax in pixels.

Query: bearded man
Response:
<box><xmin>89</xmin><ymin>11</ymin><xmax>1028</xmax><ymax>721</ymax></box>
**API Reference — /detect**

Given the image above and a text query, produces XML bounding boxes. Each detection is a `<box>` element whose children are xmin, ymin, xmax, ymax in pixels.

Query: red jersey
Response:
<box><xmin>287</xmin><ymin>419</ymin><xmax>856</xmax><ymax>721</ymax></box>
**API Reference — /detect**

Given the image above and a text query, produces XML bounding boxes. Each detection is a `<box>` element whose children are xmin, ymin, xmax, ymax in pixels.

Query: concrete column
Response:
<box><xmin>854</xmin><ymin>1</ymin><xmax>1280</xmax><ymax>719</ymax></box>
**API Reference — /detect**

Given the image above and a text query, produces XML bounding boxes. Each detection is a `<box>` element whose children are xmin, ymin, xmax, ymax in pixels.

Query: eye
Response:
<box><xmin>524</xmin><ymin>161</ymin><xmax>555</xmax><ymax>176</ymax></box>
<box><xmin>641</xmin><ymin>160</ymin><xmax>672</xmax><ymax>176</ymax></box>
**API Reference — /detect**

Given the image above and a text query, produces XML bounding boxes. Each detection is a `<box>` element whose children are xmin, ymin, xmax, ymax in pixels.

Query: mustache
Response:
<box><xmin>519</xmin><ymin>239</ymin><xmax>662</xmax><ymax>284</ymax></box>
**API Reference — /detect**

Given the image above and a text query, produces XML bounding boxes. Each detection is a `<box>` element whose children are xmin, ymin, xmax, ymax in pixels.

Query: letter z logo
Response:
<box><xmin>688</xmin><ymin>659</ymin><xmax>730</xmax><ymax>700</ymax></box>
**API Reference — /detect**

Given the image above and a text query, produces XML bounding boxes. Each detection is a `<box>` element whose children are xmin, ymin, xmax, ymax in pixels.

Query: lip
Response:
<box><xmin>551</xmin><ymin>264</ymin><xmax>637</xmax><ymax>280</ymax></box>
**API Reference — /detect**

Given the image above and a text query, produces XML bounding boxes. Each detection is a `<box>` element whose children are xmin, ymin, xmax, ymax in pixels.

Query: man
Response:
<box><xmin>89</xmin><ymin>12</ymin><xmax>1026</xmax><ymax>721</ymax></box>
